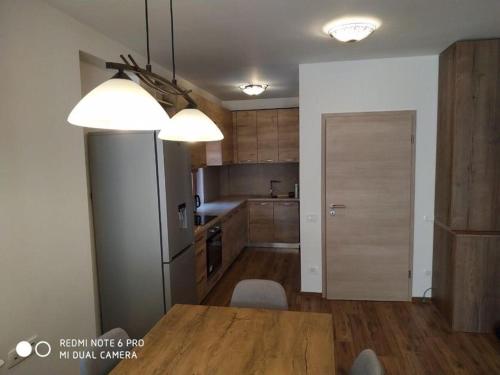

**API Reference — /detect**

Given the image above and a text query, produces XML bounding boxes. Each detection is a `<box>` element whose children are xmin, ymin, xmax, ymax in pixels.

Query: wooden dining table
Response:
<box><xmin>110</xmin><ymin>304</ymin><xmax>335</xmax><ymax>375</ymax></box>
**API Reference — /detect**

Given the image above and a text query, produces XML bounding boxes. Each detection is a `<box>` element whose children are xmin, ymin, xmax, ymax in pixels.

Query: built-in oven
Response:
<box><xmin>206</xmin><ymin>224</ymin><xmax>222</xmax><ymax>278</ymax></box>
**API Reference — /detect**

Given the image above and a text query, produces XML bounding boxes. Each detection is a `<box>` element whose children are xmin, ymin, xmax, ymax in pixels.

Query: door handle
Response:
<box><xmin>329</xmin><ymin>204</ymin><xmax>346</xmax><ymax>216</ymax></box>
<box><xmin>329</xmin><ymin>204</ymin><xmax>346</xmax><ymax>208</ymax></box>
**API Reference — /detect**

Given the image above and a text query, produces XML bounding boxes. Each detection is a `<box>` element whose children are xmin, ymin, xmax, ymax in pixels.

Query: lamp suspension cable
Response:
<box><xmin>144</xmin><ymin>0</ymin><xmax>152</xmax><ymax>71</ymax></box>
<box><xmin>169</xmin><ymin>0</ymin><xmax>177</xmax><ymax>84</ymax></box>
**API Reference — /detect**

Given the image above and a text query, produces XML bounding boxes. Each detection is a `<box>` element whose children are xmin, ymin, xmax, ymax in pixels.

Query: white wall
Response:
<box><xmin>299</xmin><ymin>56</ymin><xmax>438</xmax><ymax>297</ymax></box>
<box><xmin>222</xmin><ymin>97</ymin><xmax>299</xmax><ymax>111</ymax></box>
<box><xmin>0</xmin><ymin>1</ymin><xmax>214</xmax><ymax>374</ymax></box>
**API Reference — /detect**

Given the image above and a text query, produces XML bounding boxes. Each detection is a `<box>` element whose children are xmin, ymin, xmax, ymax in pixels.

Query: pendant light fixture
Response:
<box><xmin>67</xmin><ymin>70</ymin><xmax>169</xmax><ymax>130</ymax></box>
<box><xmin>67</xmin><ymin>0</ymin><xmax>170</xmax><ymax>131</ymax></box>
<box><xmin>158</xmin><ymin>0</ymin><xmax>223</xmax><ymax>142</ymax></box>
<box><xmin>67</xmin><ymin>0</ymin><xmax>223</xmax><ymax>142</ymax></box>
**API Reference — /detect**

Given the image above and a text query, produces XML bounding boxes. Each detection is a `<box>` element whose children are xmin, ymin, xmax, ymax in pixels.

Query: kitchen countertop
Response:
<box><xmin>194</xmin><ymin>195</ymin><xmax>299</xmax><ymax>237</ymax></box>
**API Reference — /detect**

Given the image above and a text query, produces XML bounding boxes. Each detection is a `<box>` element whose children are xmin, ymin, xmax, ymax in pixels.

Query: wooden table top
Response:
<box><xmin>111</xmin><ymin>304</ymin><xmax>335</xmax><ymax>375</ymax></box>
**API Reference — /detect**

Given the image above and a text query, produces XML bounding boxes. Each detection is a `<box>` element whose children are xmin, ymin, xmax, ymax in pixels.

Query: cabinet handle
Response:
<box><xmin>260</xmin><ymin>202</ymin><xmax>268</xmax><ymax>206</ymax></box>
<box><xmin>265</xmin><ymin>159</ymin><xmax>274</xmax><ymax>162</ymax></box>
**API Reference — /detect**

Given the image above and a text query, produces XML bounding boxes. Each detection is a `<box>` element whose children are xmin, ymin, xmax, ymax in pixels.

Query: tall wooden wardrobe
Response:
<box><xmin>432</xmin><ymin>39</ymin><xmax>500</xmax><ymax>333</ymax></box>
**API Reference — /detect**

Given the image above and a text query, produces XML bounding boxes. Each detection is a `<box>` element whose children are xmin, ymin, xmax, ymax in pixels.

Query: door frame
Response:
<box><xmin>320</xmin><ymin>111</ymin><xmax>416</xmax><ymax>300</ymax></box>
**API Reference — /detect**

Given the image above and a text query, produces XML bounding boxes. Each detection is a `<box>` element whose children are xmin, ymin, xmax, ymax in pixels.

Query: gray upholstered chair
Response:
<box><xmin>350</xmin><ymin>349</ymin><xmax>384</xmax><ymax>375</ymax></box>
<box><xmin>230</xmin><ymin>279</ymin><xmax>288</xmax><ymax>310</ymax></box>
<box><xmin>80</xmin><ymin>328</ymin><xmax>132</xmax><ymax>375</ymax></box>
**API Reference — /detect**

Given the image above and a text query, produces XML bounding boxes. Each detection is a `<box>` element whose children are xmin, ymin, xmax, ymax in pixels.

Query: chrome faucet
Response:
<box><xmin>270</xmin><ymin>180</ymin><xmax>281</xmax><ymax>198</ymax></box>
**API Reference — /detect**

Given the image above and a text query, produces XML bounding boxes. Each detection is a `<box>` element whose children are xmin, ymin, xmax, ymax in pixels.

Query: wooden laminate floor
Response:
<box><xmin>203</xmin><ymin>248</ymin><xmax>500</xmax><ymax>375</ymax></box>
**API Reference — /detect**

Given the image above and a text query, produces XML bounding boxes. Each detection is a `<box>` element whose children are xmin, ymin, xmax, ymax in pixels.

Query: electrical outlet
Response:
<box><xmin>309</xmin><ymin>266</ymin><xmax>320</xmax><ymax>275</ymax></box>
<box><xmin>7</xmin><ymin>335</ymin><xmax>38</xmax><ymax>369</ymax></box>
<box><xmin>306</xmin><ymin>214</ymin><xmax>318</xmax><ymax>223</ymax></box>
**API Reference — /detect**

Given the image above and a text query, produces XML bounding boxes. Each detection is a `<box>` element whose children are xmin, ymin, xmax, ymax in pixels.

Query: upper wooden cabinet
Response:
<box><xmin>277</xmin><ymin>108</ymin><xmax>299</xmax><ymax>162</ymax></box>
<box><xmin>435</xmin><ymin>40</ymin><xmax>500</xmax><ymax>231</ymax></box>
<box><xmin>179</xmin><ymin>91</ymin><xmax>233</xmax><ymax>169</ymax></box>
<box><xmin>257</xmin><ymin>110</ymin><xmax>278</xmax><ymax>162</ymax></box>
<box><xmin>235</xmin><ymin>111</ymin><xmax>258</xmax><ymax>163</ymax></box>
<box><xmin>233</xmin><ymin>108</ymin><xmax>299</xmax><ymax>164</ymax></box>
<box><xmin>190</xmin><ymin>142</ymin><xmax>207</xmax><ymax>170</ymax></box>
<box><xmin>206</xmin><ymin>109</ymin><xmax>234</xmax><ymax>166</ymax></box>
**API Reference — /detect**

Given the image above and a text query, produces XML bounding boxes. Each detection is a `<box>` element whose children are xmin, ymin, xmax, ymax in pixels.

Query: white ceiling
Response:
<box><xmin>45</xmin><ymin>0</ymin><xmax>500</xmax><ymax>100</ymax></box>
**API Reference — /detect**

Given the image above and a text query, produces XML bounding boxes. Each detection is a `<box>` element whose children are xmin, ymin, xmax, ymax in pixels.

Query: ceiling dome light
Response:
<box><xmin>239</xmin><ymin>84</ymin><xmax>268</xmax><ymax>96</ymax></box>
<box><xmin>323</xmin><ymin>18</ymin><xmax>380</xmax><ymax>43</ymax></box>
<box><xmin>68</xmin><ymin>72</ymin><xmax>170</xmax><ymax>130</ymax></box>
<box><xmin>158</xmin><ymin>108</ymin><xmax>224</xmax><ymax>142</ymax></box>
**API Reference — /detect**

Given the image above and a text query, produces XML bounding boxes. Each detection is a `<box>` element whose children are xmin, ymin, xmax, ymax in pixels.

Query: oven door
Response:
<box><xmin>206</xmin><ymin>225</ymin><xmax>222</xmax><ymax>277</ymax></box>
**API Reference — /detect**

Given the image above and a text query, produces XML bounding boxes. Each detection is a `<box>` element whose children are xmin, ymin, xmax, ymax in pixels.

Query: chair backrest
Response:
<box><xmin>349</xmin><ymin>349</ymin><xmax>384</xmax><ymax>375</ymax></box>
<box><xmin>230</xmin><ymin>279</ymin><xmax>288</xmax><ymax>310</ymax></box>
<box><xmin>80</xmin><ymin>328</ymin><xmax>132</xmax><ymax>375</ymax></box>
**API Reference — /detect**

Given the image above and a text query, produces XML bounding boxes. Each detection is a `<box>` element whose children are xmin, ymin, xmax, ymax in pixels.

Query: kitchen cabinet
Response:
<box><xmin>190</xmin><ymin>142</ymin><xmax>207</xmax><ymax>170</ymax></box>
<box><xmin>257</xmin><ymin>110</ymin><xmax>278</xmax><ymax>162</ymax></box>
<box><xmin>273</xmin><ymin>201</ymin><xmax>300</xmax><ymax>243</ymax></box>
<box><xmin>206</xmin><ymin>108</ymin><xmax>234</xmax><ymax>166</ymax></box>
<box><xmin>278</xmin><ymin>108</ymin><xmax>299</xmax><ymax>162</ymax></box>
<box><xmin>222</xmin><ymin>204</ymin><xmax>248</xmax><ymax>270</ymax></box>
<box><xmin>235</xmin><ymin>111</ymin><xmax>258</xmax><ymax>163</ymax></box>
<box><xmin>233</xmin><ymin>108</ymin><xmax>299</xmax><ymax>164</ymax></box>
<box><xmin>248</xmin><ymin>201</ymin><xmax>274</xmax><ymax>243</ymax></box>
<box><xmin>249</xmin><ymin>200</ymin><xmax>300</xmax><ymax>244</ymax></box>
<box><xmin>195</xmin><ymin>233</ymin><xmax>208</xmax><ymax>302</ymax></box>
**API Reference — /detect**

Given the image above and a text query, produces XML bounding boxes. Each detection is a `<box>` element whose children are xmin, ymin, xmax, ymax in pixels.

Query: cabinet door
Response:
<box><xmin>222</xmin><ymin>215</ymin><xmax>234</xmax><ymax>271</ymax></box>
<box><xmin>278</xmin><ymin>108</ymin><xmax>299</xmax><ymax>162</ymax></box>
<box><xmin>206</xmin><ymin>109</ymin><xmax>234</xmax><ymax>166</ymax></box>
<box><xmin>194</xmin><ymin>235</ymin><xmax>207</xmax><ymax>302</ymax></box>
<box><xmin>234</xmin><ymin>205</ymin><xmax>248</xmax><ymax>257</ymax></box>
<box><xmin>449</xmin><ymin>41</ymin><xmax>500</xmax><ymax>231</ymax></box>
<box><xmin>222</xmin><ymin>111</ymin><xmax>234</xmax><ymax>164</ymax></box>
<box><xmin>189</xmin><ymin>142</ymin><xmax>207</xmax><ymax>170</ymax></box>
<box><xmin>257</xmin><ymin>110</ymin><xmax>278</xmax><ymax>162</ymax></box>
<box><xmin>274</xmin><ymin>202</ymin><xmax>299</xmax><ymax>243</ymax></box>
<box><xmin>236</xmin><ymin>111</ymin><xmax>258</xmax><ymax>163</ymax></box>
<box><xmin>248</xmin><ymin>201</ymin><xmax>274</xmax><ymax>242</ymax></box>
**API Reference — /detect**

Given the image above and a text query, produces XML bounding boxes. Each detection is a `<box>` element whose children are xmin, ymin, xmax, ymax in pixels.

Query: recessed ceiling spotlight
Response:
<box><xmin>239</xmin><ymin>84</ymin><xmax>268</xmax><ymax>96</ymax></box>
<box><xmin>323</xmin><ymin>17</ymin><xmax>380</xmax><ymax>43</ymax></box>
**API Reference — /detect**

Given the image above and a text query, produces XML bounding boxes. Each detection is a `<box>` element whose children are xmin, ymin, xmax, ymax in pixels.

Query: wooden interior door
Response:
<box><xmin>324</xmin><ymin>111</ymin><xmax>414</xmax><ymax>301</ymax></box>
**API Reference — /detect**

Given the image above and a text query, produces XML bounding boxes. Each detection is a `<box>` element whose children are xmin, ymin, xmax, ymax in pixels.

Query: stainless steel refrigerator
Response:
<box><xmin>88</xmin><ymin>131</ymin><xmax>197</xmax><ymax>339</ymax></box>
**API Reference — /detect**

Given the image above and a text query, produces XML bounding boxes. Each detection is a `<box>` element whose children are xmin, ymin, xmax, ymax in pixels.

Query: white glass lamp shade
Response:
<box><xmin>239</xmin><ymin>84</ymin><xmax>268</xmax><ymax>96</ymax></box>
<box><xmin>67</xmin><ymin>77</ymin><xmax>170</xmax><ymax>130</ymax></box>
<box><xmin>323</xmin><ymin>18</ymin><xmax>380</xmax><ymax>43</ymax></box>
<box><xmin>157</xmin><ymin>108</ymin><xmax>224</xmax><ymax>142</ymax></box>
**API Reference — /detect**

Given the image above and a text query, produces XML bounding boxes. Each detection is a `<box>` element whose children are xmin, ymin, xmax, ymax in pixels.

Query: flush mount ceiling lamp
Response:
<box><xmin>239</xmin><ymin>84</ymin><xmax>269</xmax><ymax>96</ymax></box>
<box><xmin>68</xmin><ymin>0</ymin><xmax>223</xmax><ymax>142</ymax></box>
<box><xmin>323</xmin><ymin>17</ymin><xmax>380</xmax><ymax>43</ymax></box>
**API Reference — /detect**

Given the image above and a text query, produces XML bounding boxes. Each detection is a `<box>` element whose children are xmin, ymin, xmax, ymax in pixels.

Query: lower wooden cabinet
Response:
<box><xmin>222</xmin><ymin>204</ymin><xmax>248</xmax><ymax>270</ymax></box>
<box><xmin>249</xmin><ymin>201</ymin><xmax>274</xmax><ymax>243</ymax></box>
<box><xmin>194</xmin><ymin>233</ymin><xmax>208</xmax><ymax>302</ymax></box>
<box><xmin>433</xmin><ymin>224</ymin><xmax>500</xmax><ymax>333</ymax></box>
<box><xmin>248</xmin><ymin>201</ymin><xmax>299</xmax><ymax>244</ymax></box>
<box><xmin>274</xmin><ymin>202</ymin><xmax>300</xmax><ymax>243</ymax></box>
